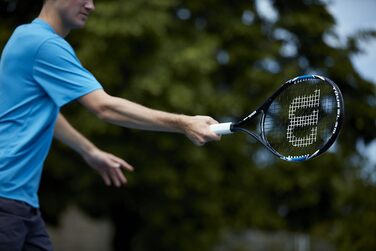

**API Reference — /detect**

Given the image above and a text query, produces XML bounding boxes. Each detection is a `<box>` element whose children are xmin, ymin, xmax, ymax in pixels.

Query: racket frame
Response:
<box><xmin>212</xmin><ymin>75</ymin><xmax>344</xmax><ymax>162</ymax></box>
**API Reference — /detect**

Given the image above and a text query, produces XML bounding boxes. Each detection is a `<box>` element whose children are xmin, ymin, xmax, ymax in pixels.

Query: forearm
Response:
<box><xmin>54</xmin><ymin>113</ymin><xmax>96</xmax><ymax>157</ymax></box>
<box><xmin>80</xmin><ymin>90</ymin><xmax>188</xmax><ymax>132</ymax></box>
<box><xmin>98</xmin><ymin>96</ymin><xmax>187</xmax><ymax>132</ymax></box>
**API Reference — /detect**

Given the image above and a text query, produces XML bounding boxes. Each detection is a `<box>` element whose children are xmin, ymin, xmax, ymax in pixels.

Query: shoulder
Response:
<box><xmin>13</xmin><ymin>19</ymin><xmax>75</xmax><ymax>57</ymax></box>
<box><xmin>12</xmin><ymin>21</ymin><xmax>59</xmax><ymax>44</ymax></box>
<box><xmin>5</xmin><ymin>20</ymin><xmax>66</xmax><ymax>60</ymax></box>
<box><xmin>34</xmin><ymin>33</ymin><xmax>79</xmax><ymax>67</ymax></box>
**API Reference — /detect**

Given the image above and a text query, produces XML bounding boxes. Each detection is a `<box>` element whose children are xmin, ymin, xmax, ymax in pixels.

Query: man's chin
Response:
<box><xmin>71</xmin><ymin>21</ymin><xmax>87</xmax><ymax>29</ymax></box>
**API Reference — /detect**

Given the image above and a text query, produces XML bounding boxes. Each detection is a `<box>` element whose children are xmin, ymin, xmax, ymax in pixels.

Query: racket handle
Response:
<box><xmin>210</xmin><ymin>122</ymin><xmax>233</xmax><ymax>135</ymax></box>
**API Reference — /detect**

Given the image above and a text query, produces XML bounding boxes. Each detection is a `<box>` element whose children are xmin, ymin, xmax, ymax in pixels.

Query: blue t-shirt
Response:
<box><xmin>0</xmin><ymin>19</ymin><xmax>103</xmax><ymax>208</ymax></box>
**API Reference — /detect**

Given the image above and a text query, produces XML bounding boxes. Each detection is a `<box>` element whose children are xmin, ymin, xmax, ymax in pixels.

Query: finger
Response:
<box><xmin>207</xmin><ymin>117</ymin><xmax>219</xmax><ymax>125</ymax></box>
<box><xmin>119</xmin><ymin>161</ymin><xmax>134</xmax><ymax>172</ymax></box>
<box><xmin>101</xmin><ymin>171</ymin><xmax>111</xmax><ymax>186</ymax></box>
<box><xmin>110</xmin><ymin>155</ymin><xmax>134</xmax><ymax>172</ymax></box>
<box><xmin>194</xmin><ymin>137</ymin><xmax>205</xmax><ymax>146</ymax></box>
<box><xmin>110</xmin><ymin>163</ymin><xmax>128</xmax><ymax>186</ymax></box>
<box><xmin>113</xmin><ymin>166</ymin><xmax>127</xmax><ymax>185</ymax></box>
<box><xmin>209</xmin><ymin>133</ymin><xmax>221</xmax><ymax>141</ymax></box>
<box><xmin>205</xmin><ymin>124</ymin><xmax>222</xmax><ymax>141</ymax></box>
<box><xmin>109</xmin><ymin>168</ymin><xmax>122</xmax><ymax>187</ymax></box>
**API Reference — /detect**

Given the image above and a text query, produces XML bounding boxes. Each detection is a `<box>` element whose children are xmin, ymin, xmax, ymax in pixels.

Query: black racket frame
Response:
<box><xmin>229</xmin><ymin>75</ymin><xmax>344</xmax><ymax>162</ymax></box>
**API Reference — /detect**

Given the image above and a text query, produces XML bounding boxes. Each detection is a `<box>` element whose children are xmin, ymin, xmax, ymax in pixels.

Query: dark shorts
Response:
<box><xmin>0</xmin><ymin>197</ymin><xmax>53</xmax><ymax>251</ymax></box>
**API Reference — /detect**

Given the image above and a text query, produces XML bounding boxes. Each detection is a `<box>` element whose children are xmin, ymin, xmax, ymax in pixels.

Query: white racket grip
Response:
<box><xmin>210</xmin><ymin>122</ymin><xmax>233</xmax><ymax>135</ymax></box>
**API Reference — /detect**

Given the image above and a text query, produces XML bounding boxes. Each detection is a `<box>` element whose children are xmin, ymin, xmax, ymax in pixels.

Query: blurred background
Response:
<box><xmin>1</xmin><ymin>0</ymin><xmax>375</xmax><ymax>250</ymax></box>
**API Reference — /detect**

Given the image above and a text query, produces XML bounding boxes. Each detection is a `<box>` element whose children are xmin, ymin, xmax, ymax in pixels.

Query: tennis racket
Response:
<box><xmin>210</xmin><ymin>75</ymin><xmax>344</xmax><ymax>162</ymax></box>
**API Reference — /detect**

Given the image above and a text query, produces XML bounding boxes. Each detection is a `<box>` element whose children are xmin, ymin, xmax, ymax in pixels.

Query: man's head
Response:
<box><xmin>41</xmin><ymin>0</ymin><xmax>95</xmax><ymax>36</ymax></box>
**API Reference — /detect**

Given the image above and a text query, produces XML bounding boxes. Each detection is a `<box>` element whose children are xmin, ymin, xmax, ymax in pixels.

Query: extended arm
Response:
<box><xmin>54</xmin><ymin>113</ymin><xmax>134</xmax><ymax>186</ymax></box>
<box><xmin>79</xmin><ymin>89</ymin><xmax>221</xmax><ymax>146</ymax></box>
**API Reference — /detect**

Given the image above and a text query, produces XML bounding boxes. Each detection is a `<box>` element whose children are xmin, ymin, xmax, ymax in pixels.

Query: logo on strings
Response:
<box><xmin>286</xmin><ymin>89</ymin><xmax>320</xmax><ymax>147</ymax></box>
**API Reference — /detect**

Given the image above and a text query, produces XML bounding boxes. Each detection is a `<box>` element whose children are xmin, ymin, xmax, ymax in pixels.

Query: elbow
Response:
<box><xmin>93</xmin><ymin>100</ymin><xmax>114</xmax><ymax>122</ymax></box>
<box><xmin>94</xmin><ymin>106</ymin><xmax>108</xmax><ymax>121</ymax></box>
<box><xmin>81</xmin><ymin>90</ymin><xmax>116</xmax><ymax>122</ymax></box>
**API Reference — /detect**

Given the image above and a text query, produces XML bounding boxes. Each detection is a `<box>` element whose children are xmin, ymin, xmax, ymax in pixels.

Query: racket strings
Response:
<box><xmin>263</xmin><ymin>79</ymin><xmax>341</xmax><ymax>158</ymax></box>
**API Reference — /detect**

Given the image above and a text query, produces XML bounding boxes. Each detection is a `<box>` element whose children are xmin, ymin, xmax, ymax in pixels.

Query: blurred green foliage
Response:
<box><xmin>1</xmin><ymin>0</ymin><xmax>375</xmax><ymax>250</ymax></box>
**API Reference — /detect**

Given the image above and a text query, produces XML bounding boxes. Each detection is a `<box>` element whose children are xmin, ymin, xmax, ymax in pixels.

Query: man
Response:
<box><xmin>0</xmin><ymin>0</ymin><xmax>220</xmax><ymax>250</ymax></box>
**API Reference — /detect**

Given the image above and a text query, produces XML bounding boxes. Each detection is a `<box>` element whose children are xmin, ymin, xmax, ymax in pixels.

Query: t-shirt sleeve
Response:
<box><xmin>33</xmin><ymin>37</ymin><xmax>103</xmax><ymax>107</ymax></box>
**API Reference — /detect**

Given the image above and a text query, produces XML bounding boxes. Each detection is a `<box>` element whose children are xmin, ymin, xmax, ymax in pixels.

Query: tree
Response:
<box><xmin>1</xmin><ymin>0</ymin><xmax>375</xmax><ymax>250</ymax></box>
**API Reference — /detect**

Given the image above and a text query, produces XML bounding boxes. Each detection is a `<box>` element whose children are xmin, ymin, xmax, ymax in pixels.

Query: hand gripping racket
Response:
<box><xmin>210</xmin><ymin>75</ymin><xmax>344</xmax><ymax>162</ymax></box>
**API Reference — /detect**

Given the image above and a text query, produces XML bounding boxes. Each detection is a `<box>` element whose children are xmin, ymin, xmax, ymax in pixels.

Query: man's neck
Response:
<box><xmin>38</xmin><ymin>5</ymin><xmax>70</xmax><ymax>37</ymax></box>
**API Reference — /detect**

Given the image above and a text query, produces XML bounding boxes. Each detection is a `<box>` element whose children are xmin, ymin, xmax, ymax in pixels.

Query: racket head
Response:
<box><xmin>260</xmin><ymin>75</ymin><xmax>344</xmax><ymax>161</ymax></box>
